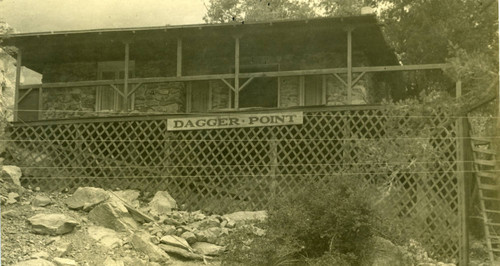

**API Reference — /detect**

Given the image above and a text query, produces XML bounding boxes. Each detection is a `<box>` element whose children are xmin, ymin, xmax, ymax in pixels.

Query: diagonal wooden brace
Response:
<box><xmin>220</xmin><ymin>79</ymin><xmax>236</xmax><ymax>92</ymax></box>
<box><xmin>17</xmin><ymin>88</ymin><xmax>34</xmax><ymax>104</ymax></box>
<box><xmin>109</xmin><ymin>84</ymin><xmax>125</xmax><ymax>97</ymax></box>
<box><xmin>239</xmin><ymin>77</ymin><xmax>255</xmax><ymax>92</ymax></box>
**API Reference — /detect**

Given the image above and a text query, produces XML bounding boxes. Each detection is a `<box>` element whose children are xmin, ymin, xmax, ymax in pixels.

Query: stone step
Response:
<box><xmin>473</xmin><ymin>147</ymin><xmax>497</xmax><ymax>155</ymax></box>
<box><xmin>479</xmin><ymin>183</ymin><xmax>500</xmax><ymax>191</ymax></box>
<box><xmin>477</xmin><ymin>171</ymin><xmax>499</xmax><ymax>179</ymax></box>
<box><xmin>475</xmin><ymin>159</ymin><xmax>497</xmax><ymax>167</ymax></box>
<box><xmin>481</xmin><ymin>196</ymin><xmax>500</xmax><ymax>202</ymax></box>
<box><xmin>471</xmin><ymin>136</ymin><xmax>492</xmax><ymax>145</ymax></box>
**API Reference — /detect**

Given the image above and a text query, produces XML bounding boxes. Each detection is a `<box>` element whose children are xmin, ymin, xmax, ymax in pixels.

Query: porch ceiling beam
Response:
<box><xmin>19</xmin><ymin>64</ymin><xmax>450</xmax><ymax>89</ymax></box>
<box><xmin>17</xmin><ymin>88</ymin><xmax>33</xmax><ymax>104</ymax></box>
<box><xmin>220</xmin><ymin>78</ymin><xmax>235</xmax><ymax>92</ymax></box>
<box><xmin>238</xmin><ymin>77</ymin><xmax>254</xmax><ymax>92</ymax></box>
<box><xmin>109</xmin><ymin>84</ymin><xmax>125</xmax><ymax>97</ymax></box>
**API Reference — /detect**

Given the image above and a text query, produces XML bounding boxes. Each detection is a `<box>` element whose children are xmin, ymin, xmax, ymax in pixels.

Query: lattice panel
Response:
<box><xmin>8</xmin><ymin>107</ymin><xmax>461</xmax><ymax>261</ymax></box>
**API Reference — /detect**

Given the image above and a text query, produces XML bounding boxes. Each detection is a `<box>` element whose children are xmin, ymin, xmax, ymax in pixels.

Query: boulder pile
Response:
<box><xmin>7</xmin><ymin>186</ymin><xmax>267</xmax><ymax>266</ymax></box>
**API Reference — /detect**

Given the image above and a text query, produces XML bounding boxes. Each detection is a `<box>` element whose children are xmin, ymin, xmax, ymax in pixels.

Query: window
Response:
<box><xmin>96</xmin><ymin>61</ymin><xmax>135</xmax><ymax>111</ymax></box>
<box><xmin>239</xmin><ymin>65</ymin><xmax>278</xmax><ymax>109</ymax></box>
<box><xmin>304</xmin><ymin>75</ymin><xmax>325</xmax><ymax>106</ymax></box>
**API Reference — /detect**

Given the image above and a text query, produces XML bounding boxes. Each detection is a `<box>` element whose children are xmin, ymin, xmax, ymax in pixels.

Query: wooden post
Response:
<box><xmin>14</xmin><ymin>49</ymin><xmax>22</xmax><ymax>121</ymax></box>
<box><xmin>322</xmin><ymin>75</ymin><xmax>327</xmax><ymax>105</ymax></box>
<box><xmin>123</xmin><ymin>42</ymin><xmax>130</xmax><ymax>111</ymax></box>
<box><xmin>38</xmin><ymin>87</ymin><xmax>43</xmax><ymax>120</ymax></box>
<box><xmin>347</xmin><ymin>28</ymin><xmax>353</xmax><ymax>104</ymax></box>
<box><xmin>234</xmin><ymin>37</ymin><xmax>240</xmax><ymax>110</ymax></box>
<box><xmin>186</xmin><ymin>82</ymin><xmax>192</xmax><ymax>113</ymax></box>
<box><xmin>269</xmin><ymin>128</ymin><xmax>278</xmax><ymax>202</ymax></box>
<box><xmin>456</xmin><ymin>79</ymin><xmax>469</xmax><ymax>266</ymax></box>
<box><xmin>456</xmin><ymin>80</ymin><xmax>462</xmax><ymax>97</ymax></box>
<box><xmin>177</xmin><ymin>38</ymin><xmax>182</xmax><ymax>77</ymax></box>
<box><xmin>299</xmin><ymin>76</ymin><xmax>305</xmax><ymax>106</ymax></box>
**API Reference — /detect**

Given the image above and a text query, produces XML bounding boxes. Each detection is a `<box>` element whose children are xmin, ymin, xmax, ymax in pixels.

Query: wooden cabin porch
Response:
<box><xmin>2</xmin><ymin>15</ymin><xmax>468</xmax><ymax>262</ymax></box>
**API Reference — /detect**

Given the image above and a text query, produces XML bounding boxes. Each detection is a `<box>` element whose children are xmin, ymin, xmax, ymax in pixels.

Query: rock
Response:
<box><xmin>191</xmin><ymin>210</ymin><xmax>206</xmax><ymax>221</ymax></box>
<box><xmin>7</xmin><ymin>192</ymin><xmax>19</xmax><ymax>204</ymax></box>
<box><xmin>148</xmin><ymin>191</ymin><xmax>177</xmax><ymax>216</ymax></box>
<box><xmin>88</xmin><ymin>198</ymin><xmax>138</xmax><ymax>232</ymax></box>
<box><xmin>130</xmin><ymin>231</ymin><xmax>170</xmax><ymax>263</ymax></box>
<box><xmin>65</xmin><ymin>187</ymin><xmax>109</xmax><ymax>211</ymax></box>
<box><xmin>187</xmin><ymin>216</ymin><xmax>221</xmax><ymax>231</ymax></box>
<box><xmin>192</xmin><ymin>242</ymin><xmax>225</xmax><ymax>256</ymax></box>
<box><xmin>13</xmin><ymin>259</ymin><xmax>55</xmax><ymax>266</ymax></box>
<box><xmin>1</xmin><ymin>209</ymin><xmax>19</xmax><ymax>218</ymax></box>
<box><xmin>158</xmin><ymin>244</ymin><xmax>204</xmax><ymax>260</ymax></box>
<box><xmin>195</xmin><ymin>227</ymin><xmax>229</xmax><ymax>244</ymax></box>
<box><xmin>87</xmin><ymin>226</ymin><xmax>123</xmax><ymax>248</ymax></box>
<box><xmin>160</xmin><ymin>235</ymin><xmax>191</xmax><ymax>250</ymax></box>
<box><xmin>181</xmin><ymin>231</ymin><xmax>197</xmax><ymax>244</ymax></box>
<box><xmin>32</xmin><ymin>195</ymin><xmax>52</xmax><ymax>207</ymax></box>
<box><xmin>53</xmin><ymin>257</ymin><xmax>78</xmax><ymax>266</ymax></box>
<box><xmin>121</xmin><ymin>256</ymin><xmax>159</xmax><ymax>266</ymax></box>
<box><xmin>224</xmin><ymin>217</ymin><xmax>236</xmax><ymax>228</ymax></box>
<box><xmin>28</xmin><ymin>214</ymin><xmax>79</xmax><ymax>235</ymax></box>
<box><xmin>222</xmin><ymin>211</ymin><xmax>267</xmax><ymax>226</ymax></box>
<box><xmin>163</xmin><ymin>225</ymin><xmax>177</xmax><ymax>235</ymax></box>
<box><xmin>53</xmin><ymin>241</ymin><xmax>73</xmax><ymax>257</ymax></box>
<box><xmin>102</xmin><ymin>257</ymin><xmax>124</xmax><ymax>266</ymax></box>
<box><xmin>2</xmin><ymin>165</ymin><xmax>22</xmax><ymax>186</ymax></box>
<box><xmin>30</xmin><ymin>251</ymin><xmax>49</xmax><ymax>259</ymax></box>
<box><xmin>241</xmin><ymin>224</ymin><xmax>266</xmax><ymax>237</ymax></box>
<box><xmin>103</xmin><ymin>257</ymin><xmax>125</xmax><ymax>266</ymax></box>
<box><xmin>360</xmin><ymin>236</ymin><xmax>406</xmax><ymax>266</ymax></box>
<box><xmin>112</xmin><ymin>190</ymin><xmax>140</xmax><ymax>208</ymax></box>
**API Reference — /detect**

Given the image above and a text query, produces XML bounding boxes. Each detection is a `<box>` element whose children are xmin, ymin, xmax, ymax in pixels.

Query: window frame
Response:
<box><xmin>96</xmin><ymin>61</ymin><xmax>135</xmax><ymax>112</ymax></box>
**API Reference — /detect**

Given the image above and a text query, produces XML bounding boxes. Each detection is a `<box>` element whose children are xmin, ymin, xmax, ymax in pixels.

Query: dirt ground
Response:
<box><xmin>0</xmin><ymin>189</ymin><xmax>221</xmax><ymax>266</ymax></box>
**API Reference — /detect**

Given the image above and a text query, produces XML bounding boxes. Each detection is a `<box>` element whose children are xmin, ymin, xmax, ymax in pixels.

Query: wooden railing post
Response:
<box><xmin>38</xmin><ymin>87</ymin><xmax>43</xmax><ymax>120</ymax></box>
<box><xmin>346</xmin><ymin>27</ymin><xmax>353</xmax><ymax>104</ymax></box>
<box><xmin>14</xmin><ymin>49</ymin><xmax>22</xmax><ymax>121</ymax></box>
<box><xmin>177</xmin><ymin>38</ymin><xmax>182</xmax><ymax>77</ymax></box>
<box><xmin>234</xmin><ymin>36</ymin><xmax>240</xmax><ymax>110</ymax></box>
<box><xmin>123</xmin><ymin>42</ymin><xmax>130</xmax><ymax>111</ymax></box>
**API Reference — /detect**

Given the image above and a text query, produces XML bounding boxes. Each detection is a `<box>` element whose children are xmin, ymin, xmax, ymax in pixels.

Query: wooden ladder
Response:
<box><xmin>470</xmin><ymin>135</ymin><xmax>500</xmax><ymax>264</ymax></box>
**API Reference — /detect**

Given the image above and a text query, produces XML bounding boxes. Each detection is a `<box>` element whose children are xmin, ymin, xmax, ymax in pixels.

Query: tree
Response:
<box><xmin>203</xmin><ymin>0</ymin><xmax>316</xmax><ymax>23</ymax></box>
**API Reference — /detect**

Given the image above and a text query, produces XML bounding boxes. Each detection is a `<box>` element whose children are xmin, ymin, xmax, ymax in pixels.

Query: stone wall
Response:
<box><xmin>41</xmin><ymin>87</ymin><xmax>96</xmax><ymax>119</ymax></box>
<box><xmin>134</xmin><ymin>82</ymin><xmax>185</xmax><ymax>113</ymax></box>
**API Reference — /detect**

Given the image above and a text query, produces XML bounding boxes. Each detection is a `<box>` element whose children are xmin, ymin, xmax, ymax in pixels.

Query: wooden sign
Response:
<box><xmin>167</xmin><ymin>111</ymin><xmax>303</xmax><ymax>131</ymax></box>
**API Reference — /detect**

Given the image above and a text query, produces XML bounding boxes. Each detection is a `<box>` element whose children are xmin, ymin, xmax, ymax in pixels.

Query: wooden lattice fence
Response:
<box><xmin>8</xmin><ymin>106</ymin><xmax>462</xmax><ymax>261</ymax></box>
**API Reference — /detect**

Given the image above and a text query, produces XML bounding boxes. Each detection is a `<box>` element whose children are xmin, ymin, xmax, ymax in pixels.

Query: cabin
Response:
<box><xmin>2</xmin><ymin>15</ymin><xmax>466</xmax><ymax>262</ymax></box>
<box><xmin>2</xmin><ymin>15</ymin><xmax>445</xmax><ymax>122</ymax></box>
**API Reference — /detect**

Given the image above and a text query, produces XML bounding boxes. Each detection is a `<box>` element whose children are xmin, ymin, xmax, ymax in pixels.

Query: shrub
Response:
<box><xmin>222</xmin><ymin>174</ymin><xmax>380</xmax><ymax>265</ymax></box>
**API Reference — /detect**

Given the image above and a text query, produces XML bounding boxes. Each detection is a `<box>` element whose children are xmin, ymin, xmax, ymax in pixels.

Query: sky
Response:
<box><xmin>0</xmin><ymin>0</ymin><xmax>207</xmax><ymax>33</ymax></box>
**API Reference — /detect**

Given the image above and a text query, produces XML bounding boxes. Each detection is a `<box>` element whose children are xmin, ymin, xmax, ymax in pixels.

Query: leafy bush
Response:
<box><xmin>222</xmin><ymin>174</ymin><xmax>381</xmax><ymax>265</ymax></box>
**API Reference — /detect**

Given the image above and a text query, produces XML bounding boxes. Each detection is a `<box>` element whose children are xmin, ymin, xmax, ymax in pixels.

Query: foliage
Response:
<box><xmin>222</xmin><ymin>174</ymin><xmax>381</xmax><ymax>265</ymax></box>
<box><xmin>203</xmin><ymin>0</ymin><xmax>316</xmax><ymax>23</ymax></box>
<box><xmin>203</xmin><ymin>0</ymin><xmax>498</xmax><ymax>99</ymax></box>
